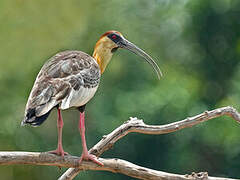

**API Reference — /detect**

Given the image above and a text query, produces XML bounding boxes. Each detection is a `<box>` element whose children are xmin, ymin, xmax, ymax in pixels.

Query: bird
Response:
<box><xmin>21</xmin><ymin>30</ymin><xmax>162</xmax><ymax>166</ymax></box>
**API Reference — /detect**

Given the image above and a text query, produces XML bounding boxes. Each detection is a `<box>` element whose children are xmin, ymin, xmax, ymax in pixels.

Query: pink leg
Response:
<box><xmin>78</xmin><ymin>111</ymin><xmax>103</xmax><ymax>166</ymax></box>
<box><xmin>48</xmin><ymin>108</ymin><xmax>68</xmax><ymax>157</ymax></box>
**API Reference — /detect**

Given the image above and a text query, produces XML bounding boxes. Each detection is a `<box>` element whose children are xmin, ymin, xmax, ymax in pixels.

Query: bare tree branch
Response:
<box><xmin>59</xmin><ymin>106</ymin><xmax>240</xmax><ymax>180</ymax></box>
<box><xmin>0</xmin><ymin>151</ymin><xmax>236</xmax><ymax>180</ymax></box>
<box><xmin>0</xmin><ymin>107</ymin><xmax>238</xmax><ymax>179</ymax></box>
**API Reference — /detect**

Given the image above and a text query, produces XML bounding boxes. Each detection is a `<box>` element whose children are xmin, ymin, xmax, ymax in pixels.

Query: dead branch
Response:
<box><xmin>0</xmin><ymin>151</ymin><xmax>236</xmax><ymax>180</ymax></box>
<box><xmin>0</xmin><ymin>106</ymin><xmax>239</xmax><ymax>179</ymax></box>
<box><xmin>59</xmin><ymin>106</ymin><xmax>240</xmax><ymax>180</ymax></box>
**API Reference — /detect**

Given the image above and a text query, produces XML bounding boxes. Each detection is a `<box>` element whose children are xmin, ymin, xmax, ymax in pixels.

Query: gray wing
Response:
<box><xmin>22</xmin><ymin>50</ymin><xmax>100</xmax><ymax>125</ymax></box>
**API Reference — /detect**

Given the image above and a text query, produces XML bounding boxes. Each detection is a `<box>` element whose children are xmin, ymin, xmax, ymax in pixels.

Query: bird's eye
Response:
<box><xmin>107</xmin><ymin>33</ymin><xmax>121</xmax><ymax>43</ymax></box>
<box><xmin>112</xmin><ymin>35</ymin><xmax>117</xmax><ymax>39</ymax></box>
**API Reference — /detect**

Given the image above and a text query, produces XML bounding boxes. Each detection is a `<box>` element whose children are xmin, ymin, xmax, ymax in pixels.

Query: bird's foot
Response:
<box><xmin>79</xmin><ymin>152</ymin><xmax>103</xmax><ymax>166</ymax></box>
<box><xmin>48</xmin><ymin>149</ymin><xmax>69</xmax><ymax>157</ymax></box>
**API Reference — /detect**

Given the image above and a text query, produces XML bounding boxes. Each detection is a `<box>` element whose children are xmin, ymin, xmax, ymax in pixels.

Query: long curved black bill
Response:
<box><xmin>118</xmin><ymin>38</ymin><xmax>163</xmax><ymax>79</ymax></box>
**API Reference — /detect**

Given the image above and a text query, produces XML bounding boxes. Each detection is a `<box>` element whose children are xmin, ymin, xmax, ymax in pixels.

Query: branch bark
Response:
<box><xmin>0</xmin><ymin>106</ymin><xmax>239</xmax><ymax>180</ymax></box>
<box><xmin>0</xmin><ymin>151</ymin><xmax>236</xmax><ymax>180</ymax></box>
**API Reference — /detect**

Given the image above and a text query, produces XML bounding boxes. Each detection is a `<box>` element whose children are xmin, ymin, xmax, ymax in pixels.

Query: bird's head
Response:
<box><xmin>93</xmin><ymin>30</ymin><xmax>162</xmax><ymax>79</ymax></box>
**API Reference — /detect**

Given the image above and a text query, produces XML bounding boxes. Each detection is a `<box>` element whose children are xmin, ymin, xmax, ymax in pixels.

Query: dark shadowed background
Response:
<box><xmin>0</xmin><ymin>0</ymin><xmax>240</xmax><ymax>179</ymax></box>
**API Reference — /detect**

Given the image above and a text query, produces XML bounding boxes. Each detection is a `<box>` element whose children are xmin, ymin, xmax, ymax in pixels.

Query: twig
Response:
<box><xmin>59</xmin><ymin>106</ymin><xmax>240</xmax><ymax>180</ymax></box>
<box><xmin>0</xmin><ymin>151</ymin><xmax>236</xmax><ymax>180</ymax></box>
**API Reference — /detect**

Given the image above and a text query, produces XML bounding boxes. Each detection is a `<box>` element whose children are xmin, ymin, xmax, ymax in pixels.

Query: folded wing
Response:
<box><xmin>22</xmin><ymin>50</ymin><xmax>100</xmax><ymax>126</ymax></box>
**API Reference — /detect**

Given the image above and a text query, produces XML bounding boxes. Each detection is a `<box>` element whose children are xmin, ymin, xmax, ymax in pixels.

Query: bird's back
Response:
<box><xmin>22</xmin><ymin>50</ymin><xmax>101</xmax><ymax>126</ymax></box>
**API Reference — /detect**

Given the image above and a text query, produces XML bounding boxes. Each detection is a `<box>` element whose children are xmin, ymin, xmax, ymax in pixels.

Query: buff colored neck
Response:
<box><xmin>92</xmin><ymin>37</ymin><xmax>116</xmax><ymax>74</ymax></box>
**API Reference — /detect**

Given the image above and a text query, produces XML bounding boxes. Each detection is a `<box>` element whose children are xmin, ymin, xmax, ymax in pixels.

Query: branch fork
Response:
<box><xmin>0</xmin><ymin>106</ymin><xmax>239</xmax><ymax>180</ymax></box>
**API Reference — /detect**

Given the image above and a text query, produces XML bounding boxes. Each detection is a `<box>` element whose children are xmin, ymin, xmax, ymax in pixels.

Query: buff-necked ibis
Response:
<box><xmin>21</xmin><ymin>31</ymin><xmax>162</xmax><ymax>165</ymax></box>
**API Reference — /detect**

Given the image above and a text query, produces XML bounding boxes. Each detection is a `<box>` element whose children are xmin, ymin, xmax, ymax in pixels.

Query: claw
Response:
<box><xmin>48</xmin><ymin>149</ymin><xmax>69</xmax><ymax>157</ymax></box>
<box><xmin>79</xmin><ymin>153</ymin><xmax>103</xmax><ymax>166</ymax></box>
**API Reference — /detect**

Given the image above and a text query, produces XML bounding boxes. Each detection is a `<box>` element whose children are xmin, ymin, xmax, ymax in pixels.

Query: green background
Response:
<box><xmin>0</xmin><ymin>0</ymin><xmax>240</xmax><ymax>179</ymax></box>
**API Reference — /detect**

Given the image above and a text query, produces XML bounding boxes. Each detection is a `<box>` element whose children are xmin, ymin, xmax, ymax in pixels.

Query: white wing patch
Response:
<box><xmin>60</xmin><ymin>85</ymin><xmax>99</xmax><ymax>110</ymax></box>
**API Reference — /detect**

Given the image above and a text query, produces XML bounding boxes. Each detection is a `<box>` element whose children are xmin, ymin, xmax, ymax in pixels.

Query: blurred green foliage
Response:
<box><xmin>0</xmin><ymin>0</ymin><xmax>240</xmax><ymax>179</ymax></box>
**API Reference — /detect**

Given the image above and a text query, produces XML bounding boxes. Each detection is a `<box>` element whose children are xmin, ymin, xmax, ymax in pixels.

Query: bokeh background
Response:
<box><xmin>0</xmin><ymin>0</ymin><xmax>240</xmax><ymax>179</ymax></box>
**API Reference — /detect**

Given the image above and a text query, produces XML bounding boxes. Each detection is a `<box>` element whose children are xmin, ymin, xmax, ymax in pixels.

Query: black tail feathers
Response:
<box><xmin>21</xmin><ymin>108</ymin><xmax>51</xmax><ymax>127</ymax></box>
